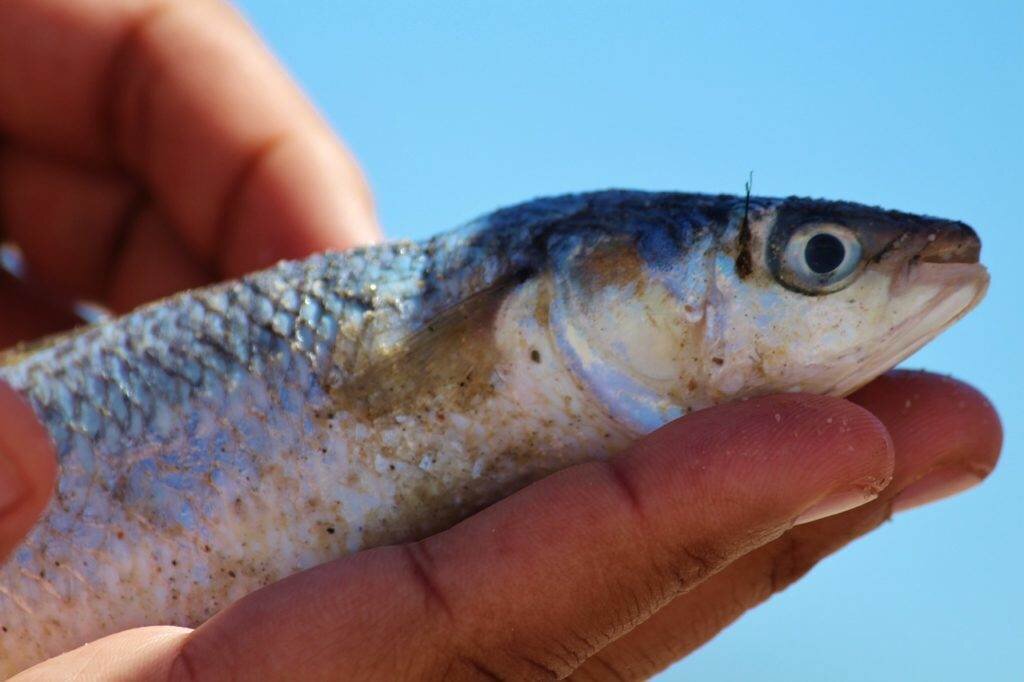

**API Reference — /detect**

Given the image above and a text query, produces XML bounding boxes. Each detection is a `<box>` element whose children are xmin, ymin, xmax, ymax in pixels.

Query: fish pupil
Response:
<box><xmin>804</xmin><ymin>233</ymin><xmax>846</xmax><ymax>274</ymax></box>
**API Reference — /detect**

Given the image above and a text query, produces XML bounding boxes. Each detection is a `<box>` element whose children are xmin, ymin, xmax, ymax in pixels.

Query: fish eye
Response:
<box><xmin>780</xmin><ymin>223</ymin><xmax>863</xmax><ymax>294</ymax></box>
<box><xmin>804</xmin><ymin>233</ymin><xmax>846</xmax><ymax>273</ymax></box>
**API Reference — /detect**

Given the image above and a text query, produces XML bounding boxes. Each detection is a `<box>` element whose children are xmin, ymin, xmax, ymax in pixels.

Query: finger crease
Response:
<box><xmin>211</xmin><ymin>133</ymin><xmax>290</xmax><ymax>275</ymax></box>
<box><xmin>454</xmin><ymin>655</ymin><xmax>503</xmax><ymax>681</ymax></box>
<box><xmin>583</xmin><ymin>653</ymin><xmax>626</xmax><ymax>681</ymax></box>
<box><xmin>601</xmin><ymin>458</ymin><xmax>645</xmax><ymax>521</ymax></box>
<box><xmin>400</xmin><ymin>542</ymin><xmax>454</xmax><ymax>621</ymax></box>
<box><xmin>100</xmin><ymin>189</ymin><xmax>150</xmax><ymax>301</ymax></box>
<box><xmin>674</xmin><ymin>544</ymin><xmax>717</xmax><ymax>589</ymax></box>
<box><xmin>97</xmin><ymin>2</ymin><xmax>174</xmax><ymax>170</ymax></box>
<box><xmin>555</xmin><ymin>630</ymin><xmax>595</xmax><ymax>670</ymax></box>
<box><xmin>505</xmin><ymin>648</ymin><xmax>563</xmax><ymax>680</ymax></box>
<box><xmin>166</xmin><ymin>641</ymin><xmax>203</xmax><ymax>682</ymax></box>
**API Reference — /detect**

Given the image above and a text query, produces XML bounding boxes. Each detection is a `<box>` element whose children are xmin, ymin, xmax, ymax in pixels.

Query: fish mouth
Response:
<box><xmin>826</xmin><ymin>261</ymin><xmax>989</xmax><ymax>397</ymax></box>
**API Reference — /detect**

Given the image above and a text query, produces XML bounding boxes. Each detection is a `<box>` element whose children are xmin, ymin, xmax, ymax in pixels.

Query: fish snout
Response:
<box><xmin>917</xmin><ymin>221</ymin><xmax>981</xmax><ymax>264</ymax></box>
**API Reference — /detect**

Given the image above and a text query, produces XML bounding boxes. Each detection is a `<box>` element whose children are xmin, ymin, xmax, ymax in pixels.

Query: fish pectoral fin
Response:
<box><xmin>337</xmin><ymin>271</ymin><xmax>531</xmax><ymax>420</ymax></box>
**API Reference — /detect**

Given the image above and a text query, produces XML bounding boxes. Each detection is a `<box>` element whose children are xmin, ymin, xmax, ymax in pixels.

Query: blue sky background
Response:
<box><xmin>236</xmin><ymin>2</ymin><xmax>1022</xmax><ymax>679</ymax></box>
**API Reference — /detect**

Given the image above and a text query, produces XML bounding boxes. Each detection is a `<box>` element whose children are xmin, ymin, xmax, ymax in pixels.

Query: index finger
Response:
<box><xmin>168</xmin><ymin>395</ymin><xmax>893</xmax><ymax>679</ymax></box>
<box><xmin>572</xmin><ymin>371</ymin><xmax>1003</xmax><ymax>680</ymax></box>
<box><xmin>0</xmin><ymin>0</ymin><xmax>379</xmax><ymax>276</ymax></box>
<box><xmin>11</xmin><ymin>395</ymin><xmax>893</xmax><ymax>679</ymax></box>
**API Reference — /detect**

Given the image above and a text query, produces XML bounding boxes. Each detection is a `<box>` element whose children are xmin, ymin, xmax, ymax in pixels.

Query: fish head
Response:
<box><xmin>712</xmin><ymin>196</ymin><xmax>988</xmax><ymax>398</ymax></box>
<box><xmin>543</xmin><ymin>191</ymin><xmax>988</xmax><ymax>433</ymax></box>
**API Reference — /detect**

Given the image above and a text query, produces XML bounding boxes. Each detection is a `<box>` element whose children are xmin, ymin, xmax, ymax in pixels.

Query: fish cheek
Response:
<box><xmin>554</xmin><ymin>240</ymin><xmax>714</xmax><ymax>425</ymax></box>
<box><xmin>751</xmin><ymin>277</ymin><xmax>885</xmax><ymax>391</ymax></box>
<box><xmin>557</xmin><ymin>238</ymin><xmax>663</xmax><ymax>374</ymax></box>
<box><xmin>570</xmin><ymin>236</ymin><xmax>649</xmax><ymax>299</ymax></box>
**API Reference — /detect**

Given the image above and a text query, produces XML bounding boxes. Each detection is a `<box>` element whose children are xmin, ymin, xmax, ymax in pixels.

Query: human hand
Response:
<box><xmin>9</xmin><ymin>371</ymin><xmax>1001</xmax><ymax>680</ymax></box>
<box><xmin>0</xmin><ymin>2</ymin><xmax>1003</xmax><ymax>680</ymax></box>
<box><xmin>0</xmin><ymin>0</ymin><xmax>378</xmax><ymax>347</ymax></box>
<box><xmin>0</xmin><ymin>0</ymin><xmax>379</xmax><ymax>558</ymax></box>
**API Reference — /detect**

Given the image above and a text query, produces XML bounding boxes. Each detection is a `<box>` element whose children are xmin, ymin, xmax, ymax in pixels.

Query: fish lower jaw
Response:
<box><xmin>827</xmin><ymin>268</ymin><xmax>988</xmax><ymax>396</ymax></box>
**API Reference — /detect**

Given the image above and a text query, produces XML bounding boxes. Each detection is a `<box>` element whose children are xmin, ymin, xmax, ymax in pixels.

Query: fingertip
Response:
<box><xmin>850</xmin><ymin>370</ymin><xmax>1002</xmax><ymax>484</ymax></box>
<box><xmin>639</xmin><ymin>393</ymin><xmax>895</xmax><ymax>516</ymax></box>
<box><xmin>0</xmin><ymin>380</ymin><xmax>56</xmax><ymax>559</ymax></box>
<box><xmin>751</xmin><ymin>392</ymin><xmax>897</xmax><ymax>473</ymax></box>
<box><xmin>13</xmin><ymin>626</ymin><xmax>192</xmax><ymax>681</ymax></box>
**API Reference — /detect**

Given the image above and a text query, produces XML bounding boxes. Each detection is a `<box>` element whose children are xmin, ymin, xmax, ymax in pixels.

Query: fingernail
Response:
<box><xmin>795</xmin><ymin>488</ymin><xmax>879</xmax><ymax>526</ymax></box>
<box><xmin>893</xmin><ymin>467</ymin><xmax>984</xmax><ymax>513</ymax></box>
<box><xmin>0</xmin><ymin>444</ymin><xmax>28</xmax><ymax>516</ymax></box>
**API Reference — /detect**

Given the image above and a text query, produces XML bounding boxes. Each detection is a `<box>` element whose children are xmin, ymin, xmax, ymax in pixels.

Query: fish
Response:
<box><xmin>0</xmin><ymin>190</ymin><xmax>987</xmax><ymax>673</ymax></box>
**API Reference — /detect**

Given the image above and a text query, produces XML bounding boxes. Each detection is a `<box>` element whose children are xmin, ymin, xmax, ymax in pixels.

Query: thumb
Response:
<box><xmin>0</xmin><ymin>381</ymin><xmax>56</xmax><ymax>560</ymax></box>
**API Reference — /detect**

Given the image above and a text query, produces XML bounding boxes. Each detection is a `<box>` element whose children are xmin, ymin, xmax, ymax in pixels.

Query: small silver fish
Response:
<box><xmin>0</xmin><ymin>190</ymin><xmax>987</xmax><ymax>673</ymax></box>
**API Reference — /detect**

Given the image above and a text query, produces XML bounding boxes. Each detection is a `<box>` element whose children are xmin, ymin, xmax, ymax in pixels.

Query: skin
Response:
<box><xmin>0</xmin><ymin>0</ymin><xmax>1003</xmax><ymax>679</ymax></box>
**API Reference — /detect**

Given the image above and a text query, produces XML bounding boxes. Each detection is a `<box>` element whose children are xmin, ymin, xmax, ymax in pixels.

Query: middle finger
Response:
<box><xmin>571</xmin><ymin>371</ymin><xmax>1002</xmax><ymax>680</ymax></box>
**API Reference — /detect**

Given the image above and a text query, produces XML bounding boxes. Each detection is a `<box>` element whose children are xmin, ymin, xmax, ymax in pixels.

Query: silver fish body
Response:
<box><xmin>0</xmin><ymin>190</ymin><xmax>988</xmax><ymax>673</ymax></box>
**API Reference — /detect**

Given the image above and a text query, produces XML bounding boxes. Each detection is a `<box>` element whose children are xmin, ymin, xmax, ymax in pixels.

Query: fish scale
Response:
<box><xmin>0</xmin><ymin>190</ymin><xmax>988</xmax><ymax>674</ymax></box>
<box><xmin>0</xmin><ymin>243</ymin><xmax>453</xmax><ymax>668</ymax></box>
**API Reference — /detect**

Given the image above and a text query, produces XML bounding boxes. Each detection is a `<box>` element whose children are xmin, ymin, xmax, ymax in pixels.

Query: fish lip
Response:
<box><xmin>827</xmin><ymin>263</ymin><xmax>989</xmax><ymax>396</ymax></box>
